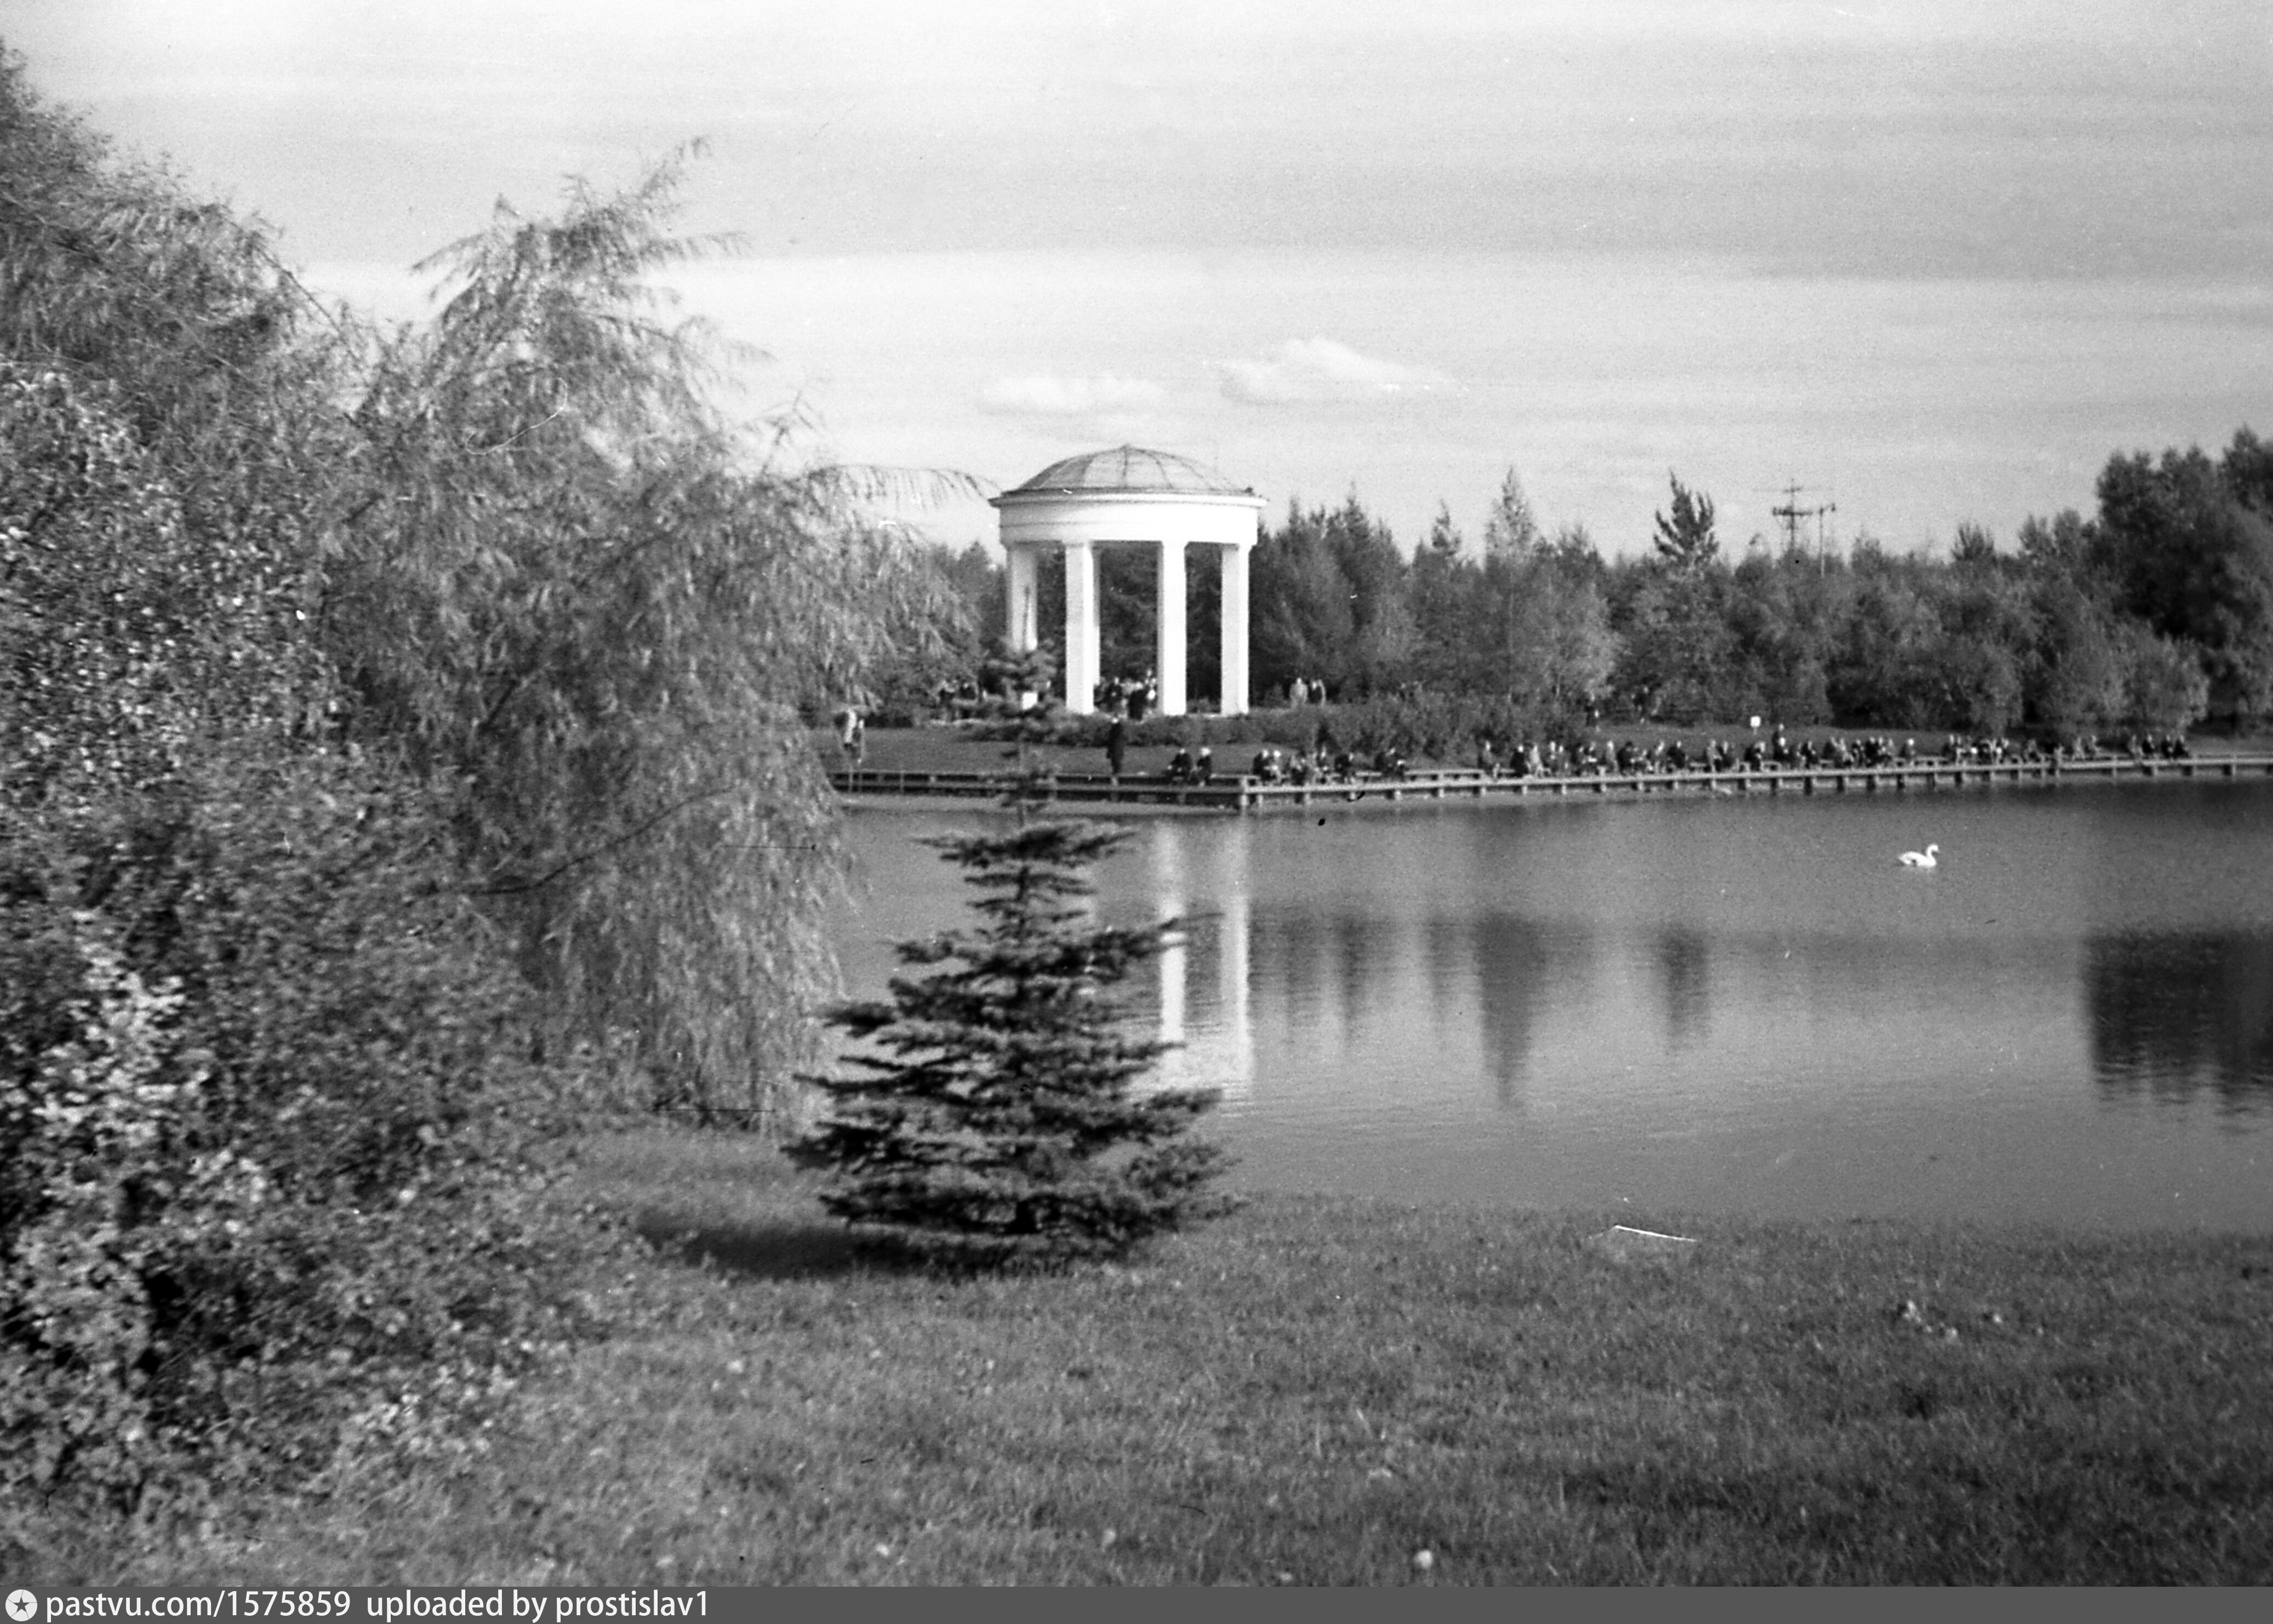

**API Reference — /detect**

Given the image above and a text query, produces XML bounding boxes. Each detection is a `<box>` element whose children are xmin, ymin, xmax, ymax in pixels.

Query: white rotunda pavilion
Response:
<box><xmin>990</xmin><ymin>446</ymin><xmax>1265</xmax><ymax>717</ymax></box>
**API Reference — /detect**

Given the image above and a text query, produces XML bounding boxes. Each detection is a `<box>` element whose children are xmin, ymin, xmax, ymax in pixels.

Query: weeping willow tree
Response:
<box><xmin>324</xmin><ymin>148</ymin><xmax>973</xmax><ymax>1122</ymax></box>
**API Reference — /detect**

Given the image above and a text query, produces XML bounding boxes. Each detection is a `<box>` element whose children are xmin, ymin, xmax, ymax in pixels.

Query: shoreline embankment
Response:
<box><xmin>831</xmin><ymin>748</ymin><xmax>2273</xmax><ymax>814</ymax></box>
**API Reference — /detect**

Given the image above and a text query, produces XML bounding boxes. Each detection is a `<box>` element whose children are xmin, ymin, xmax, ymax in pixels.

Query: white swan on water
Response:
<box><xmin>1899</xmin><ymin>843</ymin><xmax>1939</xmax><ymax>868</ymax></box>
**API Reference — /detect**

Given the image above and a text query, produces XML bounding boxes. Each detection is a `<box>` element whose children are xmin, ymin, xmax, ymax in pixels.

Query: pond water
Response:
<box><xmin>825</xmin><ymin>782</ymin><xmax>2273</xmax><ymax>1232</ymax></box>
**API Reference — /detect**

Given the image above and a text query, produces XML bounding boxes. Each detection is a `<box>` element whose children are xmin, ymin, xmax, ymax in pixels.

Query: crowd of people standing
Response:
<box><xmin>1094</xmin><ymin>672</ymin><xmax>1161</xmax><ymax>720</ymax></box>
<box><xmin>1103</xmin><ymin>718</ymin><xmax>2198</xmax><ymax>788</ymax></box>
<box><xmin>1466</xmin><ymin>725</ymin><xmax>2194</xmax><ymax>781</ymax></box>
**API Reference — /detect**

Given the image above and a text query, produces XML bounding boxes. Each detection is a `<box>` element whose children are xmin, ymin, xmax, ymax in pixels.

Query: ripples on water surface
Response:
<box><xmin>827</xmin><ymin>782</ymin><xmax>2273</xmax><ymax>1231</ymax></box>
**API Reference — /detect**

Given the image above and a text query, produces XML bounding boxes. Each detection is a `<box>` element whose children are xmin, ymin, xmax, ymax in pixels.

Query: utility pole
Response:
<box><xmin>1771</xmin><ymin>481</ymin><xmax>1837</xmax><ymax>574</ymax></box>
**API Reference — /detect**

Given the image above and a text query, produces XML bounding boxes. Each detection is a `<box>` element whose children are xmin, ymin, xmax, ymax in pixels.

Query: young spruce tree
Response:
<box><xmin>789</xmin><ymin>646</ymin><xmax>1237</xmax><ymax>1261</ymax></box>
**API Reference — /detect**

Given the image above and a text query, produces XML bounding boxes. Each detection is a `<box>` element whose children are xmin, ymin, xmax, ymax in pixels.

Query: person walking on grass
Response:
<box><xmin>1106</xmin><ymin>712</ymin><xmax>1128</xmax><ymax>780</ymax></box>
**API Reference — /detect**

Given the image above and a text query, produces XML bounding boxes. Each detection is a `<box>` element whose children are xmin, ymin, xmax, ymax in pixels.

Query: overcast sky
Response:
<box><xmin>8</xmin><ymin>0</ymin><xmax>2270</xmax><ymax>556</ymax></box>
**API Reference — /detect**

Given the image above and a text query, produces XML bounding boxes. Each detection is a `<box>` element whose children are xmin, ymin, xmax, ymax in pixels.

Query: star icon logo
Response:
<box><xmin>7</xmin><ymin>1590</ymin><xmax>38</xmax><ymax>1623</ymax></box>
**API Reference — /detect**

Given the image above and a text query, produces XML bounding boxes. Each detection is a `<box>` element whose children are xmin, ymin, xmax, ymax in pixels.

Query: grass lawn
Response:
<box><xmin>24</xmin><ymin>1128</ymin><xmax>2273</xmax><ymax>1586</ymax></box>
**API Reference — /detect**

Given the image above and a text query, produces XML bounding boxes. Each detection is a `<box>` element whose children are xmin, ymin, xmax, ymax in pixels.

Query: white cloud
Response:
<box><xmin>1218</xmin><ymin>338</ymin><xmax>1453</xmax><ymax>405</ymax></box>
<box><xmin>977</xmin><ymin>373</ymin><xmax>1168</xmax><ymax>418</ymax></box>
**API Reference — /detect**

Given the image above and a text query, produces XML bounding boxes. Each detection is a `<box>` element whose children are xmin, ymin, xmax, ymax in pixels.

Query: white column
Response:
<box><xmin>1064</xmin><ymin>541</ymin><xmax>1099</xmax><ymax>716</ymax></box>
<box><xmin>1004</xmin><ymin>543</ymin><xmax>1040</xmax><ymax>710</ymax></box>
<box><xmin>1218</xmin><ymin>540</ymin><xmax>1250</xmax><ymax>717</ymax></box>
<box><xmin>1005</xmin><ymin>545</ymin><xmax>1038</xmax><ymax>653</ymax></box>
<box><xmin>1156</xmin><ymin>537</ymin><xmax>1187</xmax><ymax>717</ymax></box>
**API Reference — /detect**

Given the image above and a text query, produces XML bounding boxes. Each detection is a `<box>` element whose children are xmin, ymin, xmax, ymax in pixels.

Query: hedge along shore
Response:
<box><xmin>15</xmin><ymin>1128</ymin><xmax>2271</xmax><ymax>1586</ymax></box>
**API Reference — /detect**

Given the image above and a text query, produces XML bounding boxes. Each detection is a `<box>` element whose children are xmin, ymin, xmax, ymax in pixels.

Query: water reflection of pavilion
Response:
<box><xmin>1141</xmin><ymin>821</ymin><xmax>1254</xmax><ymax>1103</ymax></box>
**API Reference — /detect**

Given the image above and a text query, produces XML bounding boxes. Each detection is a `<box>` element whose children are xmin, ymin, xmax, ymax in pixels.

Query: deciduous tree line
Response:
<box><xmin>1265</xmin><ymin>446</ymin><xmax>2272</xmax><ymax>736</ymax></box>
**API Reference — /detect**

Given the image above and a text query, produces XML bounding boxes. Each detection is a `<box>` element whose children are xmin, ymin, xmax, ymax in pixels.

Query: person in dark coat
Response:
<box><xmin>1106</xmin><ymin>714</ymin><xmax>1128</xmax><ymax>779</ymax></box>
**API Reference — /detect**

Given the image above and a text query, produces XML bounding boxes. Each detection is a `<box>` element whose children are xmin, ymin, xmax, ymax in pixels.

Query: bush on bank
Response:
<box><xmin>1</xmin><ymin>360</ymin><xmax>625</xmax><ymax>1513</ymax></box>
<box><xmin>0</xmin><ymin>71</ymin><xmax>629</xmax><ymax>1513</ymax></box>
<box><xmin>0</xmin><ymin>746</ymin><xmax>627</xmax><ymax>1514</ymax></box>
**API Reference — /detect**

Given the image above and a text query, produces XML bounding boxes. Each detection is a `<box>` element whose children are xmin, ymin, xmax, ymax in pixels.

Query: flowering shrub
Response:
<box><xmin>0</xmin><ymin>364</ymin><xmax>327</xmax><ymax>805</ymax></box>
<box><xmin>2</xmin><ymin>350</ymin><xmax>621</xmax><ymax>1513</ymax></box>
<box><xmin>0</xmin><ymin>750</ymin><xmax>627</xmax><ymax>1512</ymax></box>
<box><xmin>0</xmin><ymin>927</ymin><xmax>190</xmax><ymax>1496</ymax></box>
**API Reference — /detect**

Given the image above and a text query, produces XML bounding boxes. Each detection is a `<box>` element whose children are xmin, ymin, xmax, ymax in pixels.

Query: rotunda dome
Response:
<box><xmin>1006</xmin><ymin>444</ymin><xmax>1253</xmax><ymax>499</ymax></box>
